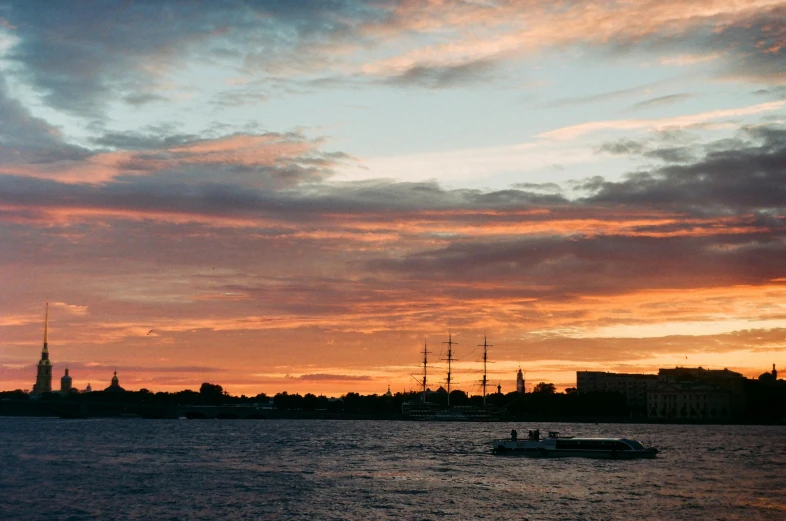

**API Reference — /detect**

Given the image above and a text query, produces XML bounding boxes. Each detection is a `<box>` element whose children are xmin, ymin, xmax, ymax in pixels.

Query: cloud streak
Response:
<box><xmin>1</xmin><ymin>0</ymin><xmax>784</xmax><ymax>119</ymax></box>
<box><xmin>539</xmin><ymin>101</ymin><xmax>786</xmax><ymax>140</ymax></box>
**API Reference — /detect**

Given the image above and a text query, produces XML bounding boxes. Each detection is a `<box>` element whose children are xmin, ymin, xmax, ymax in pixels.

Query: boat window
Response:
<box><xmin>556</xmin><ymin>440</ymin><xmax>609</xmax><ymax>450</ymax></box>
<box><xmin>553</xmin><ymin>439</ymin><xmax>644</xmax><ymax>451</ymax></box>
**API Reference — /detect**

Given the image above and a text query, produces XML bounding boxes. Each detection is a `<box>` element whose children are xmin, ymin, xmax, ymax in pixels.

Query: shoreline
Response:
<box><xmin>1</xmin><ymin>410</ymin><xmax>783</xmax><ymax>426</ymax></box>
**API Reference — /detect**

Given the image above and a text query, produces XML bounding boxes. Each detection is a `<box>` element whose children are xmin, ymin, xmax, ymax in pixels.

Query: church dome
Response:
<box><xmin>758</xmin><ymin>364</ymin><xmax>778</xmax><ymax>383</ymax></box>
<box><xmin>105</xmin><ymin>371</ymin><xmax>125</xmax><ymax>392</ymax></box>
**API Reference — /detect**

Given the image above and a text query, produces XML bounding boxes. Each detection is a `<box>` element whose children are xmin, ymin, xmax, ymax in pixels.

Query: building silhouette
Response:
<box><xmin>516</xmin><ymin>368</ymin><xmax>525</xmax><ymax>394</ymax></box>
<box><xmin>577</xmin><ymin>371</ymin><xmax>656</xmax><ymax>414</ymax></box>
<box><xmin>758</xmin><ymin>364</ymin><xmax>779</xmax><ymax>384</ymax></box>
<box><xmin>104</xmin><ymin>371</ymin><xmax>125</xmax><ymax>392</ymax></box>
<box><xmin>648</xmin><ymin>379</ymin><xmax>732</xmax><ymax>419</ymax></box>
<box><xmin>60</xmin><ymin>368</ymin><xmax>72</xmax><ymax>394</ymax></box>
<box><xmin>651</xmin><ymin>367</ymin><xmax>746</xmax><ymax>419</ymax></box>
<box><xmin>32</xmin><ymin>302</ymin><xmax>53</xmax><ymax>394</ymax></box>
<box><xmin>577</xmin><ymin>367</ymin><xmax>751</xmax><ymax>419</ymax></box>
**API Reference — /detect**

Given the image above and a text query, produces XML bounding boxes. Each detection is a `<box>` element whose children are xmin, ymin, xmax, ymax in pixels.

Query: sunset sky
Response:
<box><xmin>1</xmin><ymin>1</ymin><xmax>785</xmax><ymax>396</ymax></box>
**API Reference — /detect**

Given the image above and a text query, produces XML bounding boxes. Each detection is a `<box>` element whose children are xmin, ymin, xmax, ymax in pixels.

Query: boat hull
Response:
<box><xmin>402</xmin><ymin>402</ymin><xmax>501</xmax><ymax>421</ymax></box>
<box><xmin>493</xmin><ymin>447</ymin><xmax>657</xmax><ymax>459</ymax></box>
<box><xmin>492</xmin><ymin>439</ymin><xmax>658</xmax><ymax>459</ymax></box>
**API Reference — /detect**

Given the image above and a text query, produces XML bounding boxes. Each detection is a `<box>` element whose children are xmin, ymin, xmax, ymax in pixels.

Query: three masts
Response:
<box><xmin>403</xmin><ymin>333</ymin><xmax>507</xmax><ymax>421</ymax></box>
<box><xmin>416</xmin><ymin>333</ymin><xmax>500</xmax><ymax>406</ymax></box>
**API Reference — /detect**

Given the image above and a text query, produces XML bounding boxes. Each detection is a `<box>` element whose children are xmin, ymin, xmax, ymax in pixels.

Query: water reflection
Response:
<box><xmin>0</xmin><ymin>419</ymin><xmax>784</xmax><ymax>520</ymax></box>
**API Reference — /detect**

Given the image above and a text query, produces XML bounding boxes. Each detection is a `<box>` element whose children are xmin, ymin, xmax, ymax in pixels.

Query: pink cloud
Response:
<box><xmin>3</xmin><ymin>132</ymin><xmax>330</xmax><ymax>184</ymax></box>
<box><xmin>359</xmin><ymin>0</ymin><xmax>783</xmax><ymax>77</ymax></box>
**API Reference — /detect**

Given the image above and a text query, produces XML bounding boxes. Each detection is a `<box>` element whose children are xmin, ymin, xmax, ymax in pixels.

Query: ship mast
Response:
<box><xmin>442</xmin><ymin>332</ymin><xmax>457</xmax><ymax>408</ymax></box>
<box><xmin>421</xmin><ymin>341</ymin><xmax>431</xmax><ymax>403</ymax></box>
<box><xmin>479</xmin><ymin>336</ymin><xmax>493</xmax><ymax>407</ymax></box>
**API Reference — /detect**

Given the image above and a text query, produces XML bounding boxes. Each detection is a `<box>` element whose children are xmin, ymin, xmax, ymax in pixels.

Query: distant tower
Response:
<box><xmin>773</xmin><ymin>364</ymin><xmax>778</xmax><ymax>380</ymax></box>
<box><xmin>60</xmin><ymin>368</ymin><xmax>72</xmax><ymax>394</ymax></box>
<box><xmin>32</xmin><ymin>302</ymin><xmax>53</xmax><ymax>394</ymax></box>
<box><xmin>497</xmin><ymin>383</ymin><xmax>502</xmax><ymax>394</ymax></box>
<box><xmin>516</xmin><ymin>368</ymin><xmax>525</xmax><ymax>394</ymax></box>
<box><xmin>85</xmin><ymin>382</ymin><xmax>92</xmax><ymax>393</ymax></box>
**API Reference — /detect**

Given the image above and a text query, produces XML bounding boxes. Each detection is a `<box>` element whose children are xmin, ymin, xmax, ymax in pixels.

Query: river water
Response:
<box><xmin>0</xmin><ymin>419</ymin><xmax>783</xmax><ymax>520</ymax></box>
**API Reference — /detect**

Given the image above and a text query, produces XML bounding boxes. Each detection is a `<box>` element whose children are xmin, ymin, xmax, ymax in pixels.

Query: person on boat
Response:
<box><xmin>510</xmin><ymin>429</ymin><xmax>517</xmax><ymax>441</ymax></box>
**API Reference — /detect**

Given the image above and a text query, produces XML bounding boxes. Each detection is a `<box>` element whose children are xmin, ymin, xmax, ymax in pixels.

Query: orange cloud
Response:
<box><xmin>359</xmin><ymin>0</ymin><xmax>783</xmax><ymax>77</ymax></box>
<box><xmin>166</xmin><ymin>134</ymin><xmax>319</xmax><ymax>167</ymax></box>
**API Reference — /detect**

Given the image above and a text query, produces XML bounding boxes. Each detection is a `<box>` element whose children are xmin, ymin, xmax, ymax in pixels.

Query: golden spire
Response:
<box><xmin>43</xmin><ymin>300</ymin><xmax>49</xmax><ymax>352</ymax></box>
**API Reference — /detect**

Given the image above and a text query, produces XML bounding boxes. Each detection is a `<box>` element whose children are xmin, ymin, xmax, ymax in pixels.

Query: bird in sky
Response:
<box><xmin>147</xmin><ymin>329</ymin><xmax>154</xmax><ymax>335</ymax></box>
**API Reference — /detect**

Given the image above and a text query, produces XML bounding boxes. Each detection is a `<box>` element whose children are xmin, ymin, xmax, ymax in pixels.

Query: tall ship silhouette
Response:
<box><xmin>401</xmin><ymin>334</ymin><xmax>503</xmax><ymax>421</ymax></box>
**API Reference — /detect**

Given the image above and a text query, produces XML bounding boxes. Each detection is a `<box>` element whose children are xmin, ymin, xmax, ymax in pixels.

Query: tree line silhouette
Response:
<box><xmin>1</xmin><ymin>379</ymin><xmax>783</xmax><ymax>422</ymax></box>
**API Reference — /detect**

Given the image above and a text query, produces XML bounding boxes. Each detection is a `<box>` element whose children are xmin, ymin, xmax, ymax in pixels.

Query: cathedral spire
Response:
<box><xmin>43</xmin><ymin>300</ymin><xmax>49</xmax><ymax>351</ymax></box>
<box><xmin>32</xmin><ymin>301</ymin><xmax>53</xmax><ymax>394</ymax></box>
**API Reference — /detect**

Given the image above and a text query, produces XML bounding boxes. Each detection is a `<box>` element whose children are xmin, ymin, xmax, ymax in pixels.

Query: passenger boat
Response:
<box><xmin>492</xmin><ymin>430</ymin><xmax>658</xmax><ymax>459</ymax></box>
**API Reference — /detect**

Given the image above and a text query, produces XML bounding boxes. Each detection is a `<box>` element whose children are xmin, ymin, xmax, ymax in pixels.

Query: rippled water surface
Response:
<box><xmin>0</xmin><ymin>419</ymin><xmax>784</xmax><ymax>520</ymax></box>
